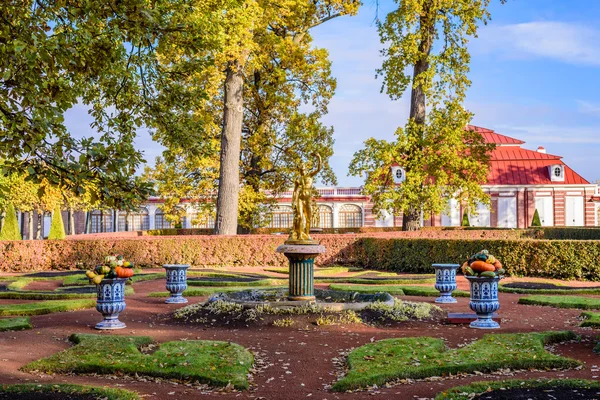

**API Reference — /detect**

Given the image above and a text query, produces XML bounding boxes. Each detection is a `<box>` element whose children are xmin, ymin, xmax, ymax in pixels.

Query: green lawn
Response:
<box><xmin>317</xmin><ymin>277</ymin><xmax>436</xmax><ymax>285</ymax></box>
<box><xmin>0</xmin><ymin>384</ymin><xmax>139</xmax><ymax>400</ymax></box>
<box><xmin>329</xmin><ymin>283</ymin><xmax>470</xmax><ymax>297</ymax></box>
<box><xmin>22</xmin><ymin>333</ymin><xmax>253</xmax><ymax>390</ymax></box>
<box><xmin>149</xmin><ymin>285</ymin><xmax>285</xmax><ymax>297</ymax></box>
<box><xmin>0</xmin><ymin>316</ymin><xmax>32</xmax><ymax>331</ymax></box>
<box><xmin>0</xmin><ymin>299</ymin><xmax>96</xmax><ymax>316</ymax></box>
<box><xmin>519</xmin><ymin>295</ymin><xmax>600</xmax><ymax>310</ymax></box>
<box><xmin>187</xmin><ymin>278</ymin><xmax>286</xmax><ymax>287</ymax></box>
<box><xmin>499</xmin><ymin>283</ymin><xmax>600</xmax><ymax>295</ymax></box>
<box><xmin>332</xmin><ymin>331</ymin><xmax>579</xmax><ymax>391</ymax></box>
<box><xmin>580</xmin><ymin>311</ymin><xmax>600</xmax><ymax>327</ymax></box>
<box><xmin>435</xmin><ymin>379</ymin><xmax>600</xmax><ymax>400</ymax></box>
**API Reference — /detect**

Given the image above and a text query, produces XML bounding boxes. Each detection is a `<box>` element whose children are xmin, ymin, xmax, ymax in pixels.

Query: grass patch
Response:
<box><xmin>187</xmin><ymin>278</ymin><xmax>286</xmax><ymax>287</ymax></box>
<box><xmin>129</xmin><ymin>273</ymin><xmax>166</xmax><ymax>283</ymax></box>
<box><xmin>329</xmin><ymin>283</ymin><xmax>469</xmax><ymax>297</ymax></box>
<box><xmin>0</xmin><ymin>383</ymin><xmax>140</xmax><ymax>400</ymax></box>
<box><xmin>62</xmin><ymin>274</ymin><xmax>92</xmax><ymax>286</ymax></box>
<box><xmin>332</xmin><ymin>331</ymin><xmax>579</xmax><ymax>392</ymax></box>
<box><xmin>519</xmin><ymin>295</ymin><xmax>600</xmax><ymax>310</ymax></box>
<box><xmin>149</xmin><ymin>286</ymin><xmax>284</xmax><ymax>297</ymax></box>
<box><xmin>187</xmin><ymin>271</ymin><xmax>245</xmax><ymax>278</ymax></box>
<box><xmin>22</xmin><ymin>333</ymin><xmax>253</xmax><ymax>390</ymax></box>
<box><xmin>317</xmin><ymin>277</ymin><xmax>436</xmax><ymax>285</ymax></box>
<box><xmin>0</xmin><ymin>285</ymin><xmax>133</xmax><ymax>300</ymax></box>
<box><xmin>499</xmin><ymin>283</ymin><xmax>600</xmax><ymax>295</ymax></box>
<box><xmin>580</xmin><ymin>311</ymin><xmax>600</xmax><ymax>328</ymax></box>
<box><xmin>434</xmin><ymin>379</ymin><xmax>600</xmax><ymax>400</ymax></box>
<box><xmin>0</xmin><ymin>299</ymin><xmax>96</xmax><ymax>316</ymax></box>
<box><xmin>0</xmin><ymin>316</ymin><xmax>32</xmax><ymax>331</ymax></box>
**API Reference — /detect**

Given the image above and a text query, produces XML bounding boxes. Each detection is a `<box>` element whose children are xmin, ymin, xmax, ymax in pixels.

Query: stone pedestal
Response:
<box><xmin>276</xmin><ymin>244</ymin><xmax>326</xmax><ymax>301</ymax></box>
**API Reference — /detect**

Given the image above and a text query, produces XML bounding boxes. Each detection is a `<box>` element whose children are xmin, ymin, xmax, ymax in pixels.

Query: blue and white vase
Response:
<box><xmin>164</xmin><ymin>264</ymin><xmax>190</xmax><ymax>304</ymax></box>
<box><xmin>95</xmin><ymin>278</ymin><xmax>127</xmax><ymax>330</ymax></box>
<box><xmin>466</xmin><ymin>275</ymin><xmax>501</xmax><ymax>329</ymax></box>
<box><xmin>433</xmin><ymin>263</ymin><xmax>460</xmax><ymax>303</ymax></box>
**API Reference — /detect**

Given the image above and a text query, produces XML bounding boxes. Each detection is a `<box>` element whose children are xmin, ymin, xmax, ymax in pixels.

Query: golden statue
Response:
<box><xmin>286</xmin><ymin>153</ymin><xmax>321</xmax><ymax>244</ymax></box>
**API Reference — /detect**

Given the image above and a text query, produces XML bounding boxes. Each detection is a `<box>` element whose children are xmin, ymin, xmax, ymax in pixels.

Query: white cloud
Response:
<box><xmin>495</xmin><ymin>124</ymin><xmax>600</xmax><ymax>145</ymax></box>
<box><xmin>476</xmin><ymin>21</ymin><xmax>600</xmax><ymax>66</ymax></box>
<box><xmin>577</xmin><ymin>100</ymin><xmax>600</xmax><ymax>117</ymax></box>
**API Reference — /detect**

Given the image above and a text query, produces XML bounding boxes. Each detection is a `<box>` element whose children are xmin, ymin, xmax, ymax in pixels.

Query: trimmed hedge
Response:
<box><xmin>1</xmin><ymin>233</ymin><xmax>600</xmax><ymax>281</ymax></box>
<box><xmin>357</xmin><ymin>237</ymin><xmax>600</xmax><ymax>280</ymax></box>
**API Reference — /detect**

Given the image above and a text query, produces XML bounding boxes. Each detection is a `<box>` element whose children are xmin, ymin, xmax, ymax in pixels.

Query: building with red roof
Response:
<box><xmin>421</xmin><ymin>125</ymin><xmax>597</xmax><ymax>228</ymax></box>
<box><xmin>35</xmin><ymin>125</ymin><xmax>595</xmax><ymax>237</ymax></box>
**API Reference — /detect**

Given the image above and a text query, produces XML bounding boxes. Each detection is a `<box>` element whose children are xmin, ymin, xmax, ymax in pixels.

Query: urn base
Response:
<box><xmin>469</xmin><ymin>315</ymin><xmax>500</xmax><ymax>329</ymax></box>
<box><xmin>95</xmin><ymin>316</ymin><xmax>126</xmax><ymax>330</ymax></box>
<box><xmin>165</xmin><ymin>295</ymin><xmax>188</xmax><ymax>304</ymax></box>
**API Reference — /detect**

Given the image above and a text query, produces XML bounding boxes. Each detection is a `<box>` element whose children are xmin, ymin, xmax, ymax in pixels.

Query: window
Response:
<box><xmin>316</xmin><ymin>205</ymin><xmax>333</xmax><ymax>229</ymax></box>
<box><xmin>154</xmin><ymin>208</ymin><xmax>172</xmax><ymax>229</ymax></box>
<box><xmin>90</xmin><ymin>210</ymin><xmax>113</xmax><ymax>233</ymax></box>
<box><xmin>395</xmin><ymin>169</ymin><xmax>403</xmax><ymax>179</ymax></box>
<box><xmin>269</xmin><ymin>206</ymin><xmax>293</xmax><ymax>228</ymax></box>
<box><xmin>338</xmin><ymin>204</ymin><xmax>363</xmax><ymax>228</ymax></box>
<box><xmin>118</xmin><ymin>208</ymin><xmax>149</xmax><ymax>231</ymax></box>
<box><xmin>553</xmin><ymin>166</ymin><xmax>562</xmax><ymax>178</ymax></box>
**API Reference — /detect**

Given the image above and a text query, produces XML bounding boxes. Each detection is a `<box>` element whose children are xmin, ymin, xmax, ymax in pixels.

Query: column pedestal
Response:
<box><xmin>276</xmin><ymin>244</ymin><xmax>326</xmax><ymax>301</ymax></box>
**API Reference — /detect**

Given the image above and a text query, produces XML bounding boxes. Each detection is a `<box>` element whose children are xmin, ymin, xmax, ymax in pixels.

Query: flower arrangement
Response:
<box><xmin>86</xmin><ymin>255</ymin><xmax>134</xmax><ymax>284</ymax></box>
<box><xmin>461</xmin><ymin>249</ymin><xmax>505</xmax><ymax>278</ymax></box>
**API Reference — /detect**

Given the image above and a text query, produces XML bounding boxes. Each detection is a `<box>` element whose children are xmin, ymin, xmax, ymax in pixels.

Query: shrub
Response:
<box><xmin>48</xmin><ymin>205</ymin><xmax>66</xmax><ymax>240</ymax></box>
<box><xmin>0</xmin><ymin>203</ymin><xmax>21</xmax><ymax>241</ymax></box>
<box><xmin>531</xmin><ymin>209</ymin><xmax>542</xmax><ymax>227</ymax></box>
<box><xmin>357</xmin><ymin>237</ymin><xmax>600</xmax><ymax>280</ymax></box>
<box><xmin>461</xmin><ymin>210</ymin><xmax>470</xmax><ymax>227</ymax></box>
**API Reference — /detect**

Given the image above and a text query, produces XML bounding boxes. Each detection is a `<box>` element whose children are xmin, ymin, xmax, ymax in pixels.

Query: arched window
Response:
<box><xmin>90</xmin><ymin>210</ymin><xmax>113</xmax><ymax>233</ymax></box>
<box><xmin>269</xmin><ymin>205</ymin><xmax>293</xmax><ymax>228</ymax></box>
<box><xmin>118</xmin><ymin>208</ymin><xmax>149</xmax><ymax>231</ymax></box>
<box><xmin>154</xmin><ymin>208</ymin><xmax>172</xmax><ymax>229</ymax></box>
<box><xmin>317</xmin><ymin>205</ymin><xmax>333</xmax><ymax>229</ymax></box>
<box><xmin>338</xmin><ymin>204</ymin><xmax>363</xmax><ymax>228</ymax></box>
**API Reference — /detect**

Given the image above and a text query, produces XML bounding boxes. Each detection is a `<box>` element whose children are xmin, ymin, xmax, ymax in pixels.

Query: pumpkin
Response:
<box><xmin>470</xmin><ymin>260</ymin><xmax>495</xmax><ymax>272</ymax></box>
<box><xmin>116</xmin><ymin>267</ymin><xmax>133</xmax><ymax>278</ymax></box>
<box><xmin>493</xmin><ymin>260</ymin><xmax>503</xmax><ymax>271</ymax></box>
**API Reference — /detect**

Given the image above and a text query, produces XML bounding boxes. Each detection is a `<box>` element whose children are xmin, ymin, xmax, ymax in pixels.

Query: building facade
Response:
<box><xmin>21</xmin><ymin>125</ymin><xmax>596</xmax><ymax>237</ymax></box>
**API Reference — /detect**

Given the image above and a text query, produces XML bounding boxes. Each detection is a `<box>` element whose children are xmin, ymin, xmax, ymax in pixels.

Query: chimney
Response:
<box><xmin>537</xmin><ymin>146</ymin><xmax>546</xmax><ymax>154</ymax></box>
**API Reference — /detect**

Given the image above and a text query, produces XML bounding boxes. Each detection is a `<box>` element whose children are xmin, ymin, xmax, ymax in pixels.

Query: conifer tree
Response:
<box><xmin>0</xmin><ymin>203</ymin><xmax>21</xmax><ymax>240</ymax></box>
<box><xmin>48</xmin><ymin>204</ymin><xmax>66</xmax><ymax>240</ymax></box>
<box><xmin>531</xmin><ymin>209</ymin><xmax>542</xmax><ymax>227</ymax></box>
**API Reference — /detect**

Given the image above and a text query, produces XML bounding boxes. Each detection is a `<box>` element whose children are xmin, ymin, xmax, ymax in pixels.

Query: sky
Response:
<box><xmin>65</xmin><ymin>0</ymin><xmax>600</xmax><ymax>187</ymax></box>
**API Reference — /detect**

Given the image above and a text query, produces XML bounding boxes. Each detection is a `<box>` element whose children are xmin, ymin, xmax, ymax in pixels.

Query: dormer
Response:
<box><xmin>391</xmin><ymin>166</ymin><xmax>406</xmax><ymax>184</ymax></box>
<box><xmin>549</xmin><ymin>164</ymin><xmax>564</xmax><ymax>182</ymax></box>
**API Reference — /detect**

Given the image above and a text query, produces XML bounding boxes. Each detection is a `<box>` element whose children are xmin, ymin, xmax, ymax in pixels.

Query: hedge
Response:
<box><xmin>357</xmin><ymin>237</ymin><xmax>600</xmax><ymax>280</ymax></box>
<box><xmin>1</xmin><ymin>234</ymin><xmax>600</xmax><ymax>280</ymax></box>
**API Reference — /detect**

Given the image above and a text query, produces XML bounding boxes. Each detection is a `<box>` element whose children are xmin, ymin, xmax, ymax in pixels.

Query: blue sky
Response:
<box><xmin>311</xmin><ymin>0</ymin><xmax>600</xmax><ymax>186</ymax></box>
<box><xmin>65</xmin><ymin>1</ymin><xmax>600</xmax><ymax>187</ymax></box>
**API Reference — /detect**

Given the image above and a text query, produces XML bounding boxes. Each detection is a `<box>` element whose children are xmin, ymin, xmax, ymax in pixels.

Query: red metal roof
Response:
<box><xmin>466</xmin><ymin>125</ymin><xmax>590</xmax><ymax>185</ymax></box>
<box><xmin>467</xmin><ymin>125</ymin><xmax>525</xmax><ymax>145</ymax></box>
<box><xmin>487</xmin><ymin>160</ymin><xmax>589</xmax><ymax>185</ymax></box>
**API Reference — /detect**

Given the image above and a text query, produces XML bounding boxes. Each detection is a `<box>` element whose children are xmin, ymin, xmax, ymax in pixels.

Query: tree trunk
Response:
<box><xmin>68</xmin><ymin>208</ymin><xmax>75</xmax><ymax>235</ymax></box>
<box><xmin>214</xmin><ymin>62</ymin><xmax>244</xmax><ymax>235</ymax></box>
<box><xmin>28</xmin><ymin>212</ymin><xmax>33</xmax><ymax>240</ymax></box>
<box><xmin>403</xmin><ymin>1</ymin><xmax>435</xmax><ymax>232</ymax></box>
<box><xmin>36</xmin><ymin>211</ymin><xmax>42</xmax><ymax>239</ymax></box>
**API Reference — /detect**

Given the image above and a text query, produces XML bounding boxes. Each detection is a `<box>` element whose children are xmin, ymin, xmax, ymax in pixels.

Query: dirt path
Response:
<box><xmin>0</xmin><ymin>276</ymin><xmax>599</xmax><ymax>400</ymax></box>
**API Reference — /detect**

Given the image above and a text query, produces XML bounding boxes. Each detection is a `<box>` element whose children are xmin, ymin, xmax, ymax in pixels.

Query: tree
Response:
<box><xmin>149</xmin><ymin>0</ymin><xmax>356</xmax><ymax>234</ymax></box>
<box><xmin>0</xmin><ymin>1</ymin><xmax>200</xmax><ymax>208</ymax></box>
<box><xmin>351</xmin><ymin>0</ymin><xmax>498</xmax><ymax>230</ymax></box>
<box><xmin>461</xmin><ymin>210</ymin><xmax>470</xmax><ymax>227</ymax></box>
<box><xmin>531</xmin><ymin>209</ymin><xmax>542</xmax><ymax>227</ymax></box>
<box><xmin>0</xmin><ymin>203</ymin><xmax>21</xmax><ymax>240</ymax></box>
<box><xmin>48</xmin><ymin>204</ymin><xmax>66</xmax><ymax>240</ymax></box>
